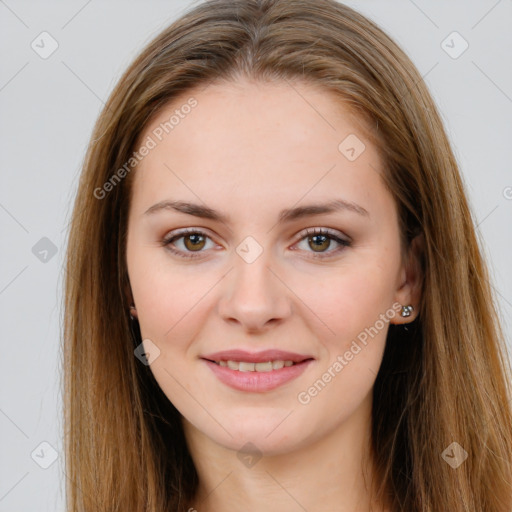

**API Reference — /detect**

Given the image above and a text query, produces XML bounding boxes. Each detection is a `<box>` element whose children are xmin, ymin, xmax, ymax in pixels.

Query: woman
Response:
<box><xmin>62</xmin><ymin>1</ymin><xmax>512</xmax><ymax>510</ymax></box>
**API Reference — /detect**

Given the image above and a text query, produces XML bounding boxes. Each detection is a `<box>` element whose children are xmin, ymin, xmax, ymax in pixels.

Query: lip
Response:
<box><xmin>201</xmin><ymin>349</ymin><xmax>314</xmax><ymax>364</ymax></box>
<box><xmin>201</xmin><ymin>350</ymin><xmax>315</xmax><ymax>392</ymax></box>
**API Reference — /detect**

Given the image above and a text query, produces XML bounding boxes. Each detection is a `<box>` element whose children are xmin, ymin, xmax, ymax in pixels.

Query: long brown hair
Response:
<box><xmin>62</xmin><ymin>1</ymin><xmax>512</xmax><ymax>510</ymax></box>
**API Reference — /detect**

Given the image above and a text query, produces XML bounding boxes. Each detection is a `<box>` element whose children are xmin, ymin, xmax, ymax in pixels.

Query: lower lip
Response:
<box><xmin>202</xmin><ymin>359</ymin><xmax>314</xmax><ymax>392</ymax></box>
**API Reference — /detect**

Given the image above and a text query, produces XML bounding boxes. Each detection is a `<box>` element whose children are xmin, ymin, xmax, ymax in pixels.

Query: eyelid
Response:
<box><xmin>163</xmin><ymin>226</ymin><xmax>350</xmax><ymax>243</ymax></box>
<box><xmin>294</xmin><ymin>226</ymin><xmax>351</xmax><ymax>244</ymax></box>
<box><xmin>160</xmin><ymin>227</ymin><xmax>219</xmax><ymax>260</ymax></box>
<box><xmin>161</xmin><ymin>226</ymin><xmax>351</xmax><ymax>259</ymax></box>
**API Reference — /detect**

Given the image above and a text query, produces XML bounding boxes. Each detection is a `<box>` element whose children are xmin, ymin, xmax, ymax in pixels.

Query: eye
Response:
<box><xmin>292</xmin><ymin>227</ymin><xmax>351</xmax><ymax>259</ymax></box>
<box><xmin>161</xmin><ymin>228</ymin><xmax>216</xmax><ymax>259</ymax></box>
<box><xmin>161</xmin><ymin>227</ymin><xmax>351</xmax><ymax>260</ymax></box>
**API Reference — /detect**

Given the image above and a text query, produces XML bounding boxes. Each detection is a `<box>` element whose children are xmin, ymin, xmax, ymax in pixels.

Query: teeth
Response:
<box><xmin>227</xmin><ymin>360</ymin><xmax>239</xmax><ymax>370</ymax></box>
<box><xmin>239</xmin><ymin>362</ymin><xmax>256</xmax><ymax>372</ymax></box>
<box><xmin>215</xmin><ymin>360</ymin><xmax>297</xmax><ymax>371</ymax></box>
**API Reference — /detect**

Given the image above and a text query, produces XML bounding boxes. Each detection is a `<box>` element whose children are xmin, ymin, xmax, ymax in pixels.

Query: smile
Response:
<box><xmin>202</xmin><ymin>357</ymin><xmax>314</xmax><ymax>392</ymax></box>
<box><xmin>212</xmin><ymin>359</ymin><xmax>297</xmax><ymax>371</ymax></box>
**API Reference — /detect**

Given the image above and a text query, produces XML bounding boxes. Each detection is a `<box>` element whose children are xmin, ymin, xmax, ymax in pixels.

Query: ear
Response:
<box><xmin>122</xmin><ymin>273</ymin><xmax>138</xmax><ymax>318</ymax></box>
<box><xmin>390</xmin><ymin>232</ymin><xmax>424</xmax><ymax>325</ymax></box>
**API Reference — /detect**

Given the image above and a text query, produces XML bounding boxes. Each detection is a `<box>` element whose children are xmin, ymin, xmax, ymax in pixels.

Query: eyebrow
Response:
<box><xmin>143</xmin><ymin>198</ymin><xmax>370</xmax><ymax>223</ymax></box>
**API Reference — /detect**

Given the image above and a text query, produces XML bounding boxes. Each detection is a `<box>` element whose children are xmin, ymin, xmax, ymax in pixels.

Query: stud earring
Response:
<box><xmin>128</xmin><ymin>305</ymin><xmax>141</xmax><ymax>347</ymax></box>
<box><xmin>400</xmin><ymin>304</ymin><xmax>414</xmax><ymax>318</ymax></box>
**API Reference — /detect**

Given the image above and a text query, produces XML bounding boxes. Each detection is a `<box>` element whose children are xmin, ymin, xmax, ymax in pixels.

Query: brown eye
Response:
<box><xmin>308</xmin><ymin>233</ymin><xmax>331</xmax><ymax>252</ymax></box>
<box><xmin>295</xmin><ymin>227</ymin><xmax>351</xmax><ymax>259</ymax></box>
<box><xmin>162</xmin><ymin>229</ymin><xmax>215</xmax><ymax>259</ymax></box>
<box><xmin>183</xmin><ymin>233</ymin><xmax>206</xmax><ymax>251</ymax></box>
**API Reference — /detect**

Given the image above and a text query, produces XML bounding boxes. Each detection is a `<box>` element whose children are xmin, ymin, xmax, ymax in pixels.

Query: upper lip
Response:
<box><xmin>201</xmin><ymin>349</ymin><xmax>315</xmax><ymax>364</ymax></box>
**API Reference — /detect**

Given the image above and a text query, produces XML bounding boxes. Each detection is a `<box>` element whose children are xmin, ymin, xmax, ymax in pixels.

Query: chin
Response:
<box><xmin>220</xmin><ymin>432</ymin><xmax>302</xmax><ymax>457</ymax></box>
<box><xmin>205</xmin><ymin>413</ymin><xmax>311</xmax><ymax>456</ymax></box>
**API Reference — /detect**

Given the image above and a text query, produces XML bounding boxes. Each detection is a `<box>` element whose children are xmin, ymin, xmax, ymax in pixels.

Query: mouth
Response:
<box><xmin>204</xmin><ymin>358</ymin><xmax>312</xmax><ymax>372</ymax></box>
<box><xmin>200</xmin><ymin>350</ymin><xmax>315</xmax><ymax>392</ymax></box>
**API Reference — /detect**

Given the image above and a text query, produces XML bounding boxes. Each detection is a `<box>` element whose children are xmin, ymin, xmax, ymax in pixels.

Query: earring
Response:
<box><xmin>128</xmin><ymin>305</ymin><xmax>141</xmax><ymax>347</ymax></box>
<box><xmin>400</xmin><ymin>304</ymin><xmax>414</xmax><ymax>318</ymax></box>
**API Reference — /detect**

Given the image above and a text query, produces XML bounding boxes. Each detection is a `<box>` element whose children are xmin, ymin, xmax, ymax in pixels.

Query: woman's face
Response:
<box><xmin>126</xmin><ymin>78</ymin><xmax>418</xmax><ymax>455</ymax></box>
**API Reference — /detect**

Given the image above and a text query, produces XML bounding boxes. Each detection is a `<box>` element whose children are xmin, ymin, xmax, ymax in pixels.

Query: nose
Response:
<box><xmin>217</xmin><ymin>248</ymin><xmax>292</xmax><ymax>333</ymax></box>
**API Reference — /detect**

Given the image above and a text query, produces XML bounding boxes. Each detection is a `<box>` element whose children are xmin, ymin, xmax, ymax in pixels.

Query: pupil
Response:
<box><xmin>186</xmin><ymin>234</ymin><xmax>205</xmax><ymax>251</ymax></box>
<box><xmin>310</xmin><ymin>234</ymin><xmax>329</xmax><ymax>252</ymax></box>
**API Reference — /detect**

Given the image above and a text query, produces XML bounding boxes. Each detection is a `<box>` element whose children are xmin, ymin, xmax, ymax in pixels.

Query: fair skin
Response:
<box><xmin>126</xmin><ymin>78</ymin><xmax>422</xmax><ymax>512</ymax></box>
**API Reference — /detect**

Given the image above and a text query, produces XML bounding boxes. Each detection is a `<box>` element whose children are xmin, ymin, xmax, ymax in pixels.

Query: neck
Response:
<box><xmin>183</xmin><ymin>392</ymin><xmax>389</xmax><ymax>512</ymax></box>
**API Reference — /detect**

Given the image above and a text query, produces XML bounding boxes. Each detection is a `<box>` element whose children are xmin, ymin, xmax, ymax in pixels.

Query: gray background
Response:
<box><xmin>1</xmin><ymin>1</ymin><xmax>511</xmax><ymax>510</ymax></box>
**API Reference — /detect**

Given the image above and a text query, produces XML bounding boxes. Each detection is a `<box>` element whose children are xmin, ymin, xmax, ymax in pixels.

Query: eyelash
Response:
<box><xmin>161</xmin><ymin>227</ymin><xmax>351</xmax><ymax>260</ymax></box>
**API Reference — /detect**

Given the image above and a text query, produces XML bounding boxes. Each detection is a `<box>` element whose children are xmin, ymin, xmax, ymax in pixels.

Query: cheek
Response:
<box><xmin>299</xmin><ymin>261</ymin><xmax>397</xmax><ymax>343</ymax></box>
<box><xmin>292</xmin><ymin>268</ymin><xmax>393</xmax><ymax>421</ymax></box>
<box><xmin>128</xmin><ymin>248</ymin><xmax>218</xmax><ymax>346</ymax></box>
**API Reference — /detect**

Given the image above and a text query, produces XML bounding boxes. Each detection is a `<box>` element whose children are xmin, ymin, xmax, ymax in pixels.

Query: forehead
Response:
<box><xmin>129</xmin><ymin>78</ymin><xmax>388</xmax><ymax>220</ymax></box>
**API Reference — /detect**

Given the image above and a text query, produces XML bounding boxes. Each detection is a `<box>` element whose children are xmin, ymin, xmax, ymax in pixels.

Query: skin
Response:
<box><xmin>126</xmin><ymin>77</ymin><xmax>422</xmax><ymax>512</ymax></box>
